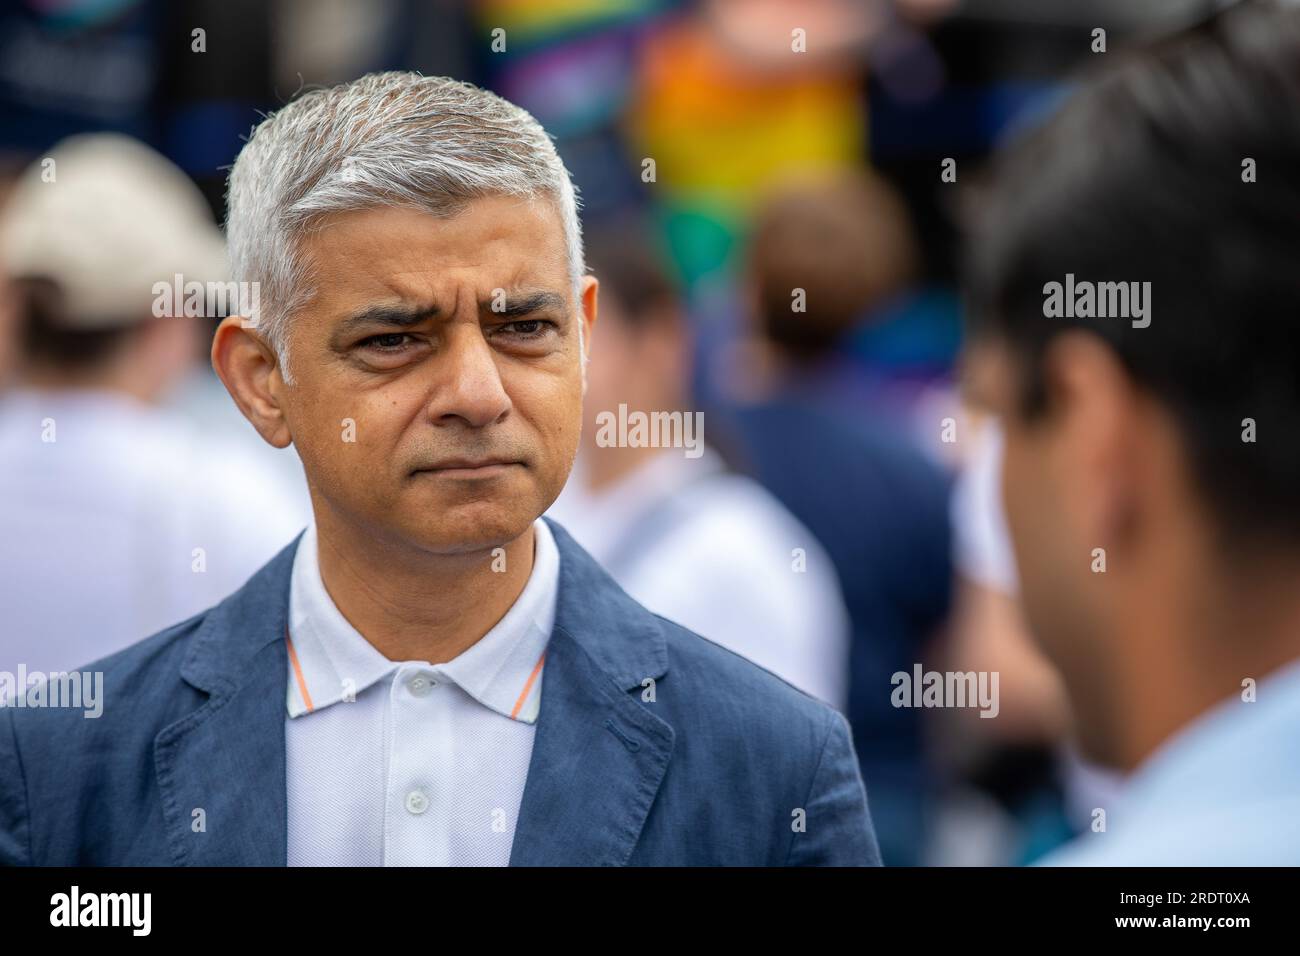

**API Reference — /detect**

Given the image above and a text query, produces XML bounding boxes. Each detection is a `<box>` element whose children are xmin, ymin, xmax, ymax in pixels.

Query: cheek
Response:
<box><xmin>999</xmin><ymin>432</ymin><xmax>1054</xmax><ymax>592</ymax></box>
<box><xmin>514</xmin><ymin>368</ymin><xmax>583</xmax><ymax>466</ymax></box>
<box><xmin>999</xmin><ymin>429</ymin><xmax>1087</xmax><ymax>649</ymax></box>
<box><xmin>998</xmin><ymin>435</ymin><xmax>1032</xmax><ymax>542</ymax></box>
<box><xmin>285</xmin><ymin>384</ymin><xmax>410</xmax><ymax>489</ymax></box>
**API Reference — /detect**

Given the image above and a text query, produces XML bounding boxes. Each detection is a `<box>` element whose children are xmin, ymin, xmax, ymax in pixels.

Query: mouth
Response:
<box><xmin>410</xmin><ymin>459</ymin><xmax>524</xmax><ymax>480</ymax></box>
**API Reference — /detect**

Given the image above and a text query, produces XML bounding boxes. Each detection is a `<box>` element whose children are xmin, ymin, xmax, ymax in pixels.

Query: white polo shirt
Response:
<box><xmin>284</xmin><ymin>518</ymin><xmax>558</xmax><ymax>866</ymax></box>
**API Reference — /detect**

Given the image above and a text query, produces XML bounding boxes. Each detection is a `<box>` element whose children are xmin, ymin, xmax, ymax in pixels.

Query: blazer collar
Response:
<box><xmin>540</xmin><ymin>516</ymin><xmax>668</xmax><ymax>691</ymax></box>
<box><xmin>509</xmin><ymin>518</ymin><xmax>674</xmax><ymax>865</ymax></box>
<box><xmin>154</xmin><ymin>532</ymin><xmax>300</xmax><ymax>865</ymax></box>
<box><xmin>155</xmin><ymin>517</ymin><xmax>673</xmax><ymax>866</ymax></box>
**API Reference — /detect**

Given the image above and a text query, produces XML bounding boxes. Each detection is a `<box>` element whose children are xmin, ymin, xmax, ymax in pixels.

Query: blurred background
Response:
<box><xmin>0</xmin><ymin>0</ymin><xmax>1227</xmax><ymax>866</ymax></box>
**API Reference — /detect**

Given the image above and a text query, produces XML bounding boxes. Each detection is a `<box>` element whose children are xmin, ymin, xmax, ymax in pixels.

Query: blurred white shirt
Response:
<box><xmin>0</xmin><ymin>386</ymin><xmax>310</xmax><ymax>674</ymax></box>
<box><xmin>548</xmin><ymin>447</ymin><xmax>850</xmax><ymax>710</ymax></box>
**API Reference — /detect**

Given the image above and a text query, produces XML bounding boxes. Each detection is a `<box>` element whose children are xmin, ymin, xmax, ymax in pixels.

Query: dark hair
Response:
<box><xmin>15</xmin><ymin>277</ymin><xmax>137</xmax><ymax>369</ymax></box>
<box><xmin>964</xmin><ymin>0</ymin><xmax>1300</xmax><ymax>545</ymax></box>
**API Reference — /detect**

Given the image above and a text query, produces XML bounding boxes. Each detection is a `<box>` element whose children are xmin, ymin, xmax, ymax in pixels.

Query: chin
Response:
<box><xmin>403</xmin><ymin>500</ymin><xmax>538</xmax><ymax>556</ymax></box>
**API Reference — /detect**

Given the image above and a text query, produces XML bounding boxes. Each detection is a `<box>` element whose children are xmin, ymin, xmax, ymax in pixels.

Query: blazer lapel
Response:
<box><xmin>154</xmin><ymin>534</ymin><xmax>302</xmax><ymax>866</ymax></box>
<box><xmin>509</xmin><ymin>520</ymin><xmax>675</xmax><ymax>866</ymax></box>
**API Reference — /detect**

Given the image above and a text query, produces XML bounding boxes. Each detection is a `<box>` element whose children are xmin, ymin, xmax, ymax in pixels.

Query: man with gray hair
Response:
<box><xmin>0</xmin><ymin>73</ymin><xmax>881</xmax><ymax>866</ymax></box>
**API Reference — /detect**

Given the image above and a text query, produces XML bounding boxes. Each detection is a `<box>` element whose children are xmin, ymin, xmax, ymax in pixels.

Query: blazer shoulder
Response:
<box><xmin>642</xmin><ymin>612</ymin><xmax>878</xmax><ymax>866</ymax></box>
<box><xmin>0</xmin><ymin>608</ymin><xmax>219</xmax><ymax>866</ymax></box>
<box><xmin>77</xmin><ymin>606</ymin><xmax>210</xmax><ymax>697</ymax></box>
<box><xmin>649</xmin><ymin>612</ymin><xmax>841</xmax><ymax>747</ymax></box>
<box><xmin>4</xmin><ymin>606</ymin><xmax>211</xmax><ymax>744</ymax></box>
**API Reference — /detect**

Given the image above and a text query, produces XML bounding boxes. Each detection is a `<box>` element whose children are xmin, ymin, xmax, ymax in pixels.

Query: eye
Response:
<box><xmin>497</xmin><ymin>319</ymin><xmax>556</xmax><ymax>338</ymax></box>
<box><xmin>359</xmin><ymin>332</ymin><xmax>411</xmax><ymax>351</ymax></box>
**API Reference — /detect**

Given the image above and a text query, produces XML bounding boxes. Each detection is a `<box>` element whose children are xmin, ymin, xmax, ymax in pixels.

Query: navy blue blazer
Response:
<box><xmin>0</xmin><ymin>519</ymin><xmax>881</xmax><ymax>866</ymax></box>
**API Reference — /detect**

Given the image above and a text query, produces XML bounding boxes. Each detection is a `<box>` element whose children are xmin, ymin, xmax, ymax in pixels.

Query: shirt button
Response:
<box><xmin>408</xmin><ymin>674</ymin><xmax>437</xmax><ymax>696</ymax></box>
<box><xmin>405</xmin><ymin>790</ymin><xmax>429</xmax><ymax>815</ymax></box>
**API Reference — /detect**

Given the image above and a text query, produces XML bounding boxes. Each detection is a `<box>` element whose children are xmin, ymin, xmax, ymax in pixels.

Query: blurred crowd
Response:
<box><xmin>0</xmin><ymin>0</ymin><xmax>1231</xmax><ymax>866</ymax></box>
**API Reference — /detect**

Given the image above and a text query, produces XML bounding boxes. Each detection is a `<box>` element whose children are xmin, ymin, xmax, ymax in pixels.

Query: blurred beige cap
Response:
<box><xmin>0</xmin><ymin>133</ymin><xmax>228</xmax><ymax>329</ymax></box>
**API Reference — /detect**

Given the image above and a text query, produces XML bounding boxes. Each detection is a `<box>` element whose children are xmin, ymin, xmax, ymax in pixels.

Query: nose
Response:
<box><xmin>425</xmin><ymin>322</ymin><xmax>512</xmax><ymax>429</ymax></box>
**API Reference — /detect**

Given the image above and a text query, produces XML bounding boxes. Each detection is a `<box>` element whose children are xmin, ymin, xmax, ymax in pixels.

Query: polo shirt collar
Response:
<box><xmin>285</xmin><ymin>517</ymin><xmax>559</xmax><ymax>724</ymax></box>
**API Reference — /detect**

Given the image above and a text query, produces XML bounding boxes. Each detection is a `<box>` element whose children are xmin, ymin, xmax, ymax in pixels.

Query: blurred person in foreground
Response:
<box><xmin>0</xmin><ymin>135</ymin><xmax>305</xmax><ymax>677</ymax></box>
<box><xmin>0</xmin><ymin>264</ymin><xmax>12</xmax><ymax>389</ymax></box>
<box><xmin>0</xmin><ymin>74</ymin><xmax>880</xmax><ymax>866</ymax></box>
<box><xmin>548</xmin><ymin>226</ymin><xmax>851</xmax><ymax>709</ymax></box>
<box><xmin>935</xmin><ymin>411</ymin><xmax>1121</xmax><ymax>866</ymax></box>
<box><xmin>718</xmin><ymin>169</ymin><xmax>953</xmax><ymax>866</ymax></box>
<box><xmin>963</xmin><ymin>0</ymin><xmax>1300</xmax><ymax>865</ymax></box>
<box><xmin>0</xmin><ymin>164</ymin><xmax>18</xmax><ymax>388</ymax></box>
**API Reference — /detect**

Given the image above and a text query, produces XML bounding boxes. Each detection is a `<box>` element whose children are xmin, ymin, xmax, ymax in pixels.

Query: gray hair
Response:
<box><xmin>225</xmin><ymin>71</ymin><xmax>585</xmax><ymax>383</ymax></box>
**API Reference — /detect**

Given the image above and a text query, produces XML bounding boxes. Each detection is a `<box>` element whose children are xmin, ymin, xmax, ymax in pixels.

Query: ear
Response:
<box><xmin>211</xmin><ymin>314</ymin><xmax>292</xmax><ymax>449</ymax></box>
<box><xmin>578</xmin><ymin>274</ymin><xmax>598</xmax><ymax>362</ymax></box>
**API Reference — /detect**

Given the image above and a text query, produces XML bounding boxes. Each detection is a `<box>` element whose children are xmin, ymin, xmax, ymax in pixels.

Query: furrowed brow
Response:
<box><xmin>484</xmin><ymin>290</ymin><xmax>567</xmax><ymax>318</ymax></box>
<box><xmin>334</xmin><ymin>304</ymin><xmax>441</xmax><ymax>340</ymax></box>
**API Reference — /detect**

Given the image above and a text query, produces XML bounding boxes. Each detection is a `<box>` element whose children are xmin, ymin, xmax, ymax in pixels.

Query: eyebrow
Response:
<box><xmin>486</xmin><ymin>290</ymin><xmax>567</xmax><ymax>319</ymax></box>
<box><xmin>335</xmin><ymin>304</ymin><xmax>441</xmax><ymax>338</ymax></box>
<box><xmin>334</xmin><ymin>290</ymin><xmax>567</xmax><ymax>339</ymax></box>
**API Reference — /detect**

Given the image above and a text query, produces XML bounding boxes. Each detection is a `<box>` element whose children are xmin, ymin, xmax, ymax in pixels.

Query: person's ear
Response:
<box><xmin>578</xmin><ymin>274</ymin><xmax>598</xmax><ymax>363</ymax></box>
<box><xmin>576</xmin><ymin>274</ymin><xmax>598</xmax><ymax>398</ymax></box>
<box><xmin>211</xmin><ymin>315</ymin><xmax>292</xmax><ymax>449</ymax></box>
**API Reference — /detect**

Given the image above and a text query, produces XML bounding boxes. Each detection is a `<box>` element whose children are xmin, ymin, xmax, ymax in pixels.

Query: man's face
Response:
<box><xmin>997</xmin><ymin>387</ymin><xmax>1097</xmax><ymax>674</ymax></box>
<box><xmin>278</xmin><ymin>196</ymin><xmax>595</xmax><ymax>555</ymax></box>
<box><xmin>968</xmin><ymin>337</ymin><xmax>1115</xmax><ymax>754</ymax></box>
